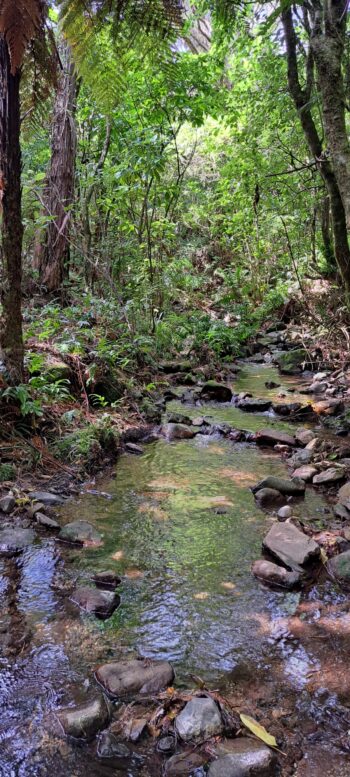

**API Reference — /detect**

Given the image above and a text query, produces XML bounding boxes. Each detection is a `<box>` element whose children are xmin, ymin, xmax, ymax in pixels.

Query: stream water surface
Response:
<box><xmin>1</xmin><ymin>363</ymin><xmax>350</xmax><ymax>776</ymax></box>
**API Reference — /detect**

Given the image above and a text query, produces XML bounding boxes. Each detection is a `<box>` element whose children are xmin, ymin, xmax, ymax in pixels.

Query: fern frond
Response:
<box><xmin>0</xmin><ymin>0</ymin><xmax>46</xmax><ymax>73</ymax></box>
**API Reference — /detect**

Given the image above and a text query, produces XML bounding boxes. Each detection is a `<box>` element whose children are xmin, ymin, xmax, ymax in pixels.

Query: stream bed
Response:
<box><xmin>1</xmin><ymin>363</ymin><xmax>350</xmax><ymax>775</ymax></box>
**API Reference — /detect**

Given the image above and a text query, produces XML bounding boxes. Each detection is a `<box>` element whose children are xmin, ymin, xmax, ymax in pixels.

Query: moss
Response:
<box><xmin>0</xmin><ymin>463</ymin><xmax>16</xmax><ymax>482</ymax></box>
<box><xmin>53</xmin><ymin>418</ymin><xmax>120</xmax><ymax>469</ymax></box>
<box><xmin>274</xmin><ymin>349</ymin><xmax>308</xmax><ymax>374</ymax></box>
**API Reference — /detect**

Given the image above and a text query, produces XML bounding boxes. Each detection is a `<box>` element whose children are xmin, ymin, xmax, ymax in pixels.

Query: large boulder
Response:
<box><xmin>175</xmin><ymin>697</ymin><xmax>223</xmax><ymax>741</ymax></box>
<box><xmin>95</xmin><ymin>658</ymin><xmax>174</xmax><ymax>698</ymax></box>
<box><xmin>328</xmin><ymin>550</ymin><xmax>350</xmax><ymax>583</ymax></box>
<box><xmin>274</xmin><ymin>348</ymin><xmax>308</xmax><ymax>374</ymax></box>
<box><xmin>255</xmin><ymin>429</ymin><xmax>296</xmax><ymax>447</ymax></box>
<box><xmin>252</xmin><ymin>476</ymin><xmax>305</xmax><ymax>496</ymax></box>
<box><xmin>200</xmin><ymin>381</ymin><xmax>233</xmax><ymax>403</ymax></box>
<box><xmin>252</xmin><ymin>559</ymin><xmax>301</xmax><ymax>589</ymax></box>
<box><xmin>263</xmin><ymin>522</ymin><xmax>320</xmax><ymax>568</ymax></box>
<box><xmin>59</xmin><ymin>520</ymin><xmax>102</xmax><ymax>546</ymax></box>
<box><xmin>55</xmin><ymin>695</ymin><xmax>111</xmax><ymax>740</ymax></box>
<box><xmin>208</xmin><ymin>738</ymin><xmax>278</xmax><ymax>777</ymax></box>
<box><xmin>313</xmin><ymin>468</ymin><xmax>345</xmax><ymax>485</ymax></box>
<box><xmin>71</xmin><ymin>587</ymin><xmax>120</xmax><ymax>619</ymax></box>
<box><xmin>0</xmin><ymin>528</ymin><xmax>34</xmax><ymax>556</ymax></box>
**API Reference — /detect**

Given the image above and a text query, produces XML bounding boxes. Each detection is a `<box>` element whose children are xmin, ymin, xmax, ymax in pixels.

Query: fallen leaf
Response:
<box><xmin>239</xmin><ymin>713</ymin><xmax>277</xmax><ymax>749</ymax></box>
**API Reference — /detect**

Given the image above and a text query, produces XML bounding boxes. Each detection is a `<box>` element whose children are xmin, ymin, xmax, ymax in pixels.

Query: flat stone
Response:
<box><xmin>29</xmin><ymin>491</ymin><xmax>64</xmax><ymax>505</ymax></box>
<box><xmin>175</xmin><ymin>697</ymin><xmax>223</xmax><ymax>741</ymax></box>
<box><xmin>165</xmin><ymin>751</ymin><xmax>207</xmax><ymax>776</ymax></box>
<box><xmin>313</xmin><ymin>468</ymin><xmax>345</xmax><ymax>485</ymax></box>
<box><xmin>255</xmin><ymin>429</ymin><xmax>296</xmax><ymax>447</ymax></box>
<box><xmin>163</xmin><ymin>423</ymin><xmax>195</xmax><ymax>440</ymax></box>
<box><xmin>292</xmin><ymin>465</ymin><xmax>318</xmax><ymax>482</ymax></box>
<box><xmin>238</xmin><ymin>398</ymin><xmax>271</xmax><ymax>412</ymax></box>
<box><xmin>277</xmin><ymin>505</ymin><xmax>292</xmax><ymax>520</ymax></box>
<box><xmin>252</xmin><ymin>559</ymin><xmax>301</xmax><ymax>589</ymax></box>
<box><xmin>252</xmin><ymin>476</ymin><xmax>305</xmax><ymax>496</ymax></box>
<box><xmin>263</xmin><ymin>522</ymin><xmax>320</xmax><ymax>567</ymax></box>
<box><xmin>92</xmin><ymin>570</ymin><xmax>122</xmax><ymax>589</ymax></box>
<box><xmin>200</xmin><ymin>381</ymin><xmax>233</xmax><ymax>402</ymax></box>
<box><xmin>97</xmin><ymin>731</ymin><xmax>130</xmax><ymax>758</ymax></box>
<box><xmin>71</xmin><ymin>587</ymin><xmax>120</xmax><ymax>619</ymax></box>
<box><xmin>95</xmin><ymin>658</ymin><xmax>174</xmax><ymax>698</ymax></box>
<box><xmin>0</xmin><ymin>528</ymin><xmax>34</xmax><ymax>556</ymax></box>
<box><xmin>0</xmin><ymin>495</ymin><xmax>15</xmax><ymax>514</ymax></box>
<box><xmin>328</xmin><ymin>550</ymin><xmax>350</xmax><ymax>582</ymax></box>
<box><xmin>337</xmin><ymin>482</ymin><xmax>350</xmax><ymax>505</ymax></box>
<box><xmin>295</xmin><ymin>429</ymin><xmax>315</xmax><ymax>446</ymax></box>
<box><xmin>35</xmin><ymin>512</ymin><xmax>60</xmax><ymax>529</ymax></box>
<box><xmin>56</xmin><ymin>695</ymin><xmax>111</xmax><ymax>740</ymax></box>
<box><xmin>59</xmin><ymin>520</ymin><xmax>102</xmax><ymax>546</ymax></box>
<box><xmin>254</xmin><ymin>488</ymin><xmax>285</xmax><ymax>508</ymax></box>
<box><xmin>208</xmin><ymin>738</ymin><xmax>278</xmax><ymax>777</ymax></box>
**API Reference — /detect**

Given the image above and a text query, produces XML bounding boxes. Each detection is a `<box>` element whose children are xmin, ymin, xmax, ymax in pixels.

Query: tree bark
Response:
<box><xmin>35</xmin><ymin>42</ymin><xmax>77</xmax><ymax>295</ymax></box>
<box><xmin>0</xmin><ymin>37</ymin><xmax>24</xmax><ymax>383</ymax></box>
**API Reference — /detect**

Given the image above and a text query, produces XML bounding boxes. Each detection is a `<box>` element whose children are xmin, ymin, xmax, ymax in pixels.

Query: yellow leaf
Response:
<box><xmin>320</xmin><ymin>547</ymin><xmax>328</xmax><ymax>564</ymax></box>
<box><xmin>239</xmin><ymin>714</ymin><xmax>277</xmax><ymax>748</ymax></box>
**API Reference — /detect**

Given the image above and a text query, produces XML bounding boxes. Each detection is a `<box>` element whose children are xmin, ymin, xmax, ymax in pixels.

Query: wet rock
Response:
<box><xmin>272</xmin><ymin>402</ymin><xmax>302</xmax><ymax>416</ymax></box>
<box><xmin>163</xmin><ymin>423</ymin><xmax>196</xmax><ymax>441</ymax></box>
<box><xmin>252</xmin><ymin>559</ymin><xmax>301</xmax><ymax>589</ymax></box>
<box><xmin>328</xmin><ymin>550</ymin><xmax>350</xmax><ymax>582</ymax></box>
<box><xmin>252</xmin><ymin>476</ymin><xmax>305</xmax><ymax>496</ymax></box>
<box><xmin>208</xmin><ymin>738</ymin><xmax>278</xmax><ymax>777</ymax></box>
<box><xmin>175</xmin><ymin>697</ymin><xmax>223</xmax><ymax>741</ymax></box>
<box><xmin>0</xmin><ymin>528</ymin><xmax>34</xmax><ymax>556</ymax></box>
<box><xmin>56</xmin><ymin>695</ymin><xmax>111</xmax><ymax>740</ymax></box>
<box><xmin>292</xmin><ymin>465</ymin><xmax>318</xmax><ymax>482</ymax></box>
<box><xmin>263</xmin><ymin>522</ymin><xmax>320</xmax><ymax>567</ymax></box>
<box><xmin>97</xmin><ymin>731</ymin><xmax>130</xmax><ymax>758</ymax></box>
<box><xmin>313</xmin><ymin>468</ymin><xmax>345</xmax><ymax>485</ymax></box>
<box><xmin>254</xmin><ymin>488</ymin><xmax>285</xmax><ymax>508</ymax></box>
<box><xmin>237</xmin><ymin>398</ymin><xmax>271</xmax><ymax>412</ymax></box>
<box><xmin>0</xmin><ymin>495</ymin><xmax>15</xmax><ymax>514</ymax></box>
<box><xmin>274</xmin><ymin>348</ymin><xmax>308</xmax><ymax>374</ymax></box>
<box><xmin>59</xmin><ymin>520</ymin><xmax>102</xmax><ymax>545</ymax></box>
<box><xmin>125</xmin><ymin>442</ymin><xmax>144</xmax><ymax>455</ymax></box>
<box><xmin>200</xmin><ymin>381</ymin><xmax>233</xmax><ymax>402</ymax></box>
<box><xmin>71</xmin><ymin>586</ymin><xmax>120</xmax><ymax>619</ymax></box>
<box><xmin>337</xmin><ymin>482</ymin><xmax>350</xmax><ymax>505</ymax></box>
<box><xmin>295</xmin><ymin>429</ymin><xmax>316</xmax><ymax>446</ymax></box>
<box><xmin>29</xmin><ymin>490</ymin><xmax>65</xmax><ymax>505</ymax></box>
<box><xmin>35</xmin><ymin>512</ymin><xmax>60</xmax><ymax>529</ymax></box>
<box><xmin>165</xmin><ymin>751</ymin><xmax>207</xmax><ymax>776</ymax></box>
<box><xmin>92</xmin><ymin>570</ymin><xmax>122</xmax><ymax>589</ymax></box>
<box><xmin>95</xmin><ymin>658</ymin><xmax>174</xmax><ymax>698</ymax></box>
<box><xmin>255</xmin><ymin>429</ymin><xmax>296</xmax><ymax>447</ymax></box>
<box><xmin>277</xmin><ymin>505</ymin><xmax>292</xmax><ymax>520</ymax></box>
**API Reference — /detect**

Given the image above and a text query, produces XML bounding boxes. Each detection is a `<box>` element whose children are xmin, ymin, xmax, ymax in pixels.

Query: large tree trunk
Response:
<box><xmin>0</xmin><ymin>37</ymin><xmax>24</xmax><ymax>384</ymax></box>
<box><xmin>35</xmin><ymin>43</ymin><xmax>77</xmax><ymax>294</ymax></box>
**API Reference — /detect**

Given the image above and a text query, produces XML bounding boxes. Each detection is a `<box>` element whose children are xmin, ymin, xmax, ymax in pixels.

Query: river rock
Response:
<box><xmin>175</xmin><ymin>697</ymin><xmax>223</xmax><ymax>741</ymax></box>
<box><xmin>56</xmin><ymin>695</ymin><xmax>111</xmax><ymax>740</ymax></box>
<box><xmin>165</xmin><ymin>751</ymin><xmax>207</xmax><ymax>776</ymax></box>
<box><xmin>287</xmin><ymin>449</ymin><xmax>312</xmax><ymax>467</ymax></box>
<box><xmin>59</xmin><ymin>520</ymin><xmax>102</xmax><ymax>545</ymax></box>
<box><xmin>305</xmin><ymin>437</ymin><xmax>319</xmax><ymax>452</ymax></box>
<box><xmin>254</xmin><ymin>488</ymin><xmax>285</xmax><ymax>508</ymax></box>
<box><xmin>312</xmin><ymin>398</ymin><xmax>344</xmax><ymax>416</ymax></box>
<box><xmin>95</xmin><ymin>658</ymin><xmax>174</xmax><ymax>698</ymax></box>
<box><xmin>200</xmin><ymin>381</ymin><xmax>233</xmax><ymax>402</ymax></box>
<box><xmin>277</xmin><ymin>505</ymin><xmax>292</xmax><ymax>519</ymax></box>
<box><xmin>252</xmin><ymin>476</ymin><xmax>305</xmax><ymax>496</ymax></box>
<box><xmin>125</xmin><ymin>442</ymin><xmax>144</xmax><ymax>455</ymax></box>
<box><xmin>0</xmin><ymin>495</ymin><xmax>15</xmax><ymax>514</ymax></box>
<box><xmin>237</xmin><ymin>398</ymin><xmax>271</xmax><ymax>412</ymax></box>
<box><xmin>35</xmin><ymin>512</ymin><xmax>60</xmax><ymax>529</ymax></box>
<box><xmin>208</xmin><ymin>738</ymin><xmax>278</xmax><ymax>777</ymax></box>
<box><xmin>272</xmin><ymin>401</ymin><xmax>302</xmax><ymax>416</ymax></box>
<box><xmin>163</xmin><ymin>423</ymin><xmax>196</xmax><ymax>440</ymax></box>
<box><xmin>29</xmin><ymin>490</ymin><xmax>64</xmax><ymax>505</ymax></box>
<box><xmin>292</xmin><ymin>465</ymin><xmax>318</xmax><ymax>482</ymax></box>
<box><xmin>92</xmin><ymin>570</ymin><xmax>122</xmax><ymax>589</ymax></box>
<box><xmin>308</xmin><ymin>381</ymin><xmax>327</xmax><ymax>394</ymax></box>
<box><xmin>97</xmin><ymin>731</ymin><xmax>130</xmax><ymax>758</ymax></box>
<box><xmin>337</xmin><ymin>482</ymin><xmax>350</xmax><ymax>505</ymax></box>
<box><xmin>255</xmin><ymin>429</ymin><xmax>296</xmax><ymax>447</ymax></box>
<box><xmin>252</xmin><ymin>559</ymin><xmax>301</xmax><ymax>589</ymax></box>
<box><xmin>313</xmin><ymin>467</ymin><xmax>345</xmax><ymax>485</ymax></box>
<box><xmin>334</xmin><ymin>503</ymin><xmax>350</xmax><ymax>520</ymax></box>
<box><xmin>295</xmin><ymin>429</ymin><xmax>315</xmax><ymax>446</ymax></box>
<box><xmin>328</xmin><ymin>550</ymin><xmax>350</xmax><ymax>582</ymax></box>
<box><xmin>71</xmin><ymin>587</ymin><xmax>120</xmax><ymax>619</ymax></box>
<box><xmin>274</xmin><ymin>348</ymin><xmax>308</xmax><ymax>374</ymax></box>
<box><xmin>0</xmin><ymin>528</ymin><xmax>34</xmax><ymax>556</ymax></box>
<box><xmin>263</xmin><ymin>522</ymin><xmax>320</xmax><ymax>567</ymax></box>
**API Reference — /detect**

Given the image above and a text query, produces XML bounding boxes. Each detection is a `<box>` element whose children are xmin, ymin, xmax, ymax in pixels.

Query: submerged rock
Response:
<box><xmin>237</xmin><ymin>398</ymin><xmax>271</xmax><ymax>412</ymax></box>
<box><xmin>313</xmin><ymin>468</ymin><xmax>345</xmax><ymax>485</ymax></box>
<box><xmin>252</xmin><ymin>559</ymin><xmax>301</xmax><ymax>589</ymax></box>
<box><xmin>263</xmin><ymin>522</ymin><xmax>320</xmax><ymax>567</ymax></box>
<box><xmin>175</xmin><ymin>697</ymin><xmax>223</xmax><ymax>741</ymax></box>
<box><xmin>254</xmin><ymin>488</ymin><xmax>285</xmax><ymax>508</ymax></box>
<box><xmin>92</xmin><ymin>570</ymin><xmax>122</xmax><ymax>589</ymax></box>
<box><xmin>252</xmin><ymin>475</ymin><xmax>305</xmax><ymax>496</ymax></box>
<box><xmin>71</xmin><ymin>586</ymin><xmax>120</xmax><ymax>619</ymax></box>
<box><xmin>208</xmin><ymin>738</ymin><xmax>278</xmax><ymax>777</ymax></box>
<box><xmin>97</xmin><ymin>731</ymin><xmax>130</xmax><ymax>758</ymax></box>
<box><xmin>163</xmin><ymin>423</ymin><xmax>196</xmax><ymax>441</ymax></box>
<box><xmin>95</xmin><ymin>658</ymin><xmax>174</xmax><ymax>698</ymax></box>
<box><xmin>0</xmin><ymin>528</ymin><xmax>34</xmax><ymax>556</ymax></box>
<box><xmin>165</xmin><ymin>751</ymin><xmax>207</xmax><ymax>776</ymax></box>
<box><xmin>255</xmin><ymin>429</ymin><xmax>296</xmax><ymax>447</ymax></box>
<box><xmin>200</xmin><ymin>381</ymin><xmax>233</xmax><ymax>402</ymax></box>
<box><xmin>328</xmin><ymin>550</ymin><xmax>350</xmax><ymax>582</ymax></box>
<box><xmin>59</xmin><ymin>520</ymin><xmax>102</xmax><ymax>545</ymax></box>
<box><xmin>56</xmin><ymin>695</ymin><xmax>111</xmax><ymax>740</ymax></box>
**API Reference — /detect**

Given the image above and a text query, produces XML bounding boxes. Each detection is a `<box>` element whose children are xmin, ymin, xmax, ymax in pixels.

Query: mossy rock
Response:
<box><xmin>140</xmin><ymin>398</ymin><xmax>162</xmax><ymax>423</ymax></box>
<box><xmin>0</xmin><ymin>464</ymin><xmax>16</xmax><ymax>482</ymax></box>
<box><xmin>54</xmin><ymin>421</ymin><xmax>119</xmax><ymax>468</ymax></box>
<box><xmin>43</xmin><ymin>360</ymin><xmax>71</xmax><ymax>383</ymax></box>
<box><xmin>274</xmin><ymin>349</ymin><xmax>308</xmax><ymax>374</ymax></box>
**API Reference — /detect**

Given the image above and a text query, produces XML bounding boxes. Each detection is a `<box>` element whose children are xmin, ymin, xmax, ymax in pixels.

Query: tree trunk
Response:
<box><xmin>0</xmin><ymin>37</ymin><xmax>24</xmax><ymax>384</ymax></box>
<box><xmin>35</xmin><ymin>43</ymin><xmax>77</xmax><ymax>295</ymax></box>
